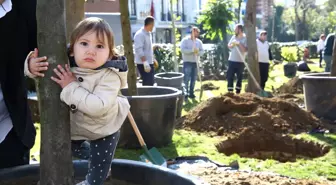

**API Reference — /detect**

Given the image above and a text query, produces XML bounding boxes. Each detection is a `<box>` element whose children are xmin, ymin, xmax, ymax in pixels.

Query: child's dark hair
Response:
<box><xmin>69</xmin><ymin>17</ymin><xmax>118</xmax><ymax>58</ymax></box>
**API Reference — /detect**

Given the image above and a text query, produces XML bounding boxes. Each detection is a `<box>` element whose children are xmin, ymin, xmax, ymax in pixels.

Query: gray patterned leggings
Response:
<box><xmin>71</xmin><ymin>130</ymin><xmax>120</xmax><ymax>185</ymax></box>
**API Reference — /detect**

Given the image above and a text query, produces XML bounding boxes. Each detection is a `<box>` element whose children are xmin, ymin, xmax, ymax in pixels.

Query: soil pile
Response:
<box><xmin>176</xmin><ymin>163</ymin><xmax>335</xmax><ymax>185</ymax></box>
<box><xmin>182</xmin><ymin>93</ymin><xmax>322</xmax><ymax>136</ymax></box>
<box><xmin>276</xmin><ymin>76</ymin><xmax>303</xmax><ymax>94</ymax></box>
<box><xmin>216</xmin><ymin>128</ymin><xmax>330</xmax><ymax>162</ymax></box>
<box><xmin>202</xmin><ymin>82</ymin><xmax>220</xmax><ymax>91</ymax></box>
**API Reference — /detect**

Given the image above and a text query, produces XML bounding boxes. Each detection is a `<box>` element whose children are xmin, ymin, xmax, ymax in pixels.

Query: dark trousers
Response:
<box><xmin>72</xmin><ymin>131</ymin><xmax>120</xmax><ymax>185</ymax></box>
<box><xmin>227</xmin><ymin>61</ymin><xmax>245</xmax><ymax>93</ymax></box>
<box><xmin>137</xmin><ymin>64</ymin><xmax>154</xmax><ymax>86</ymax></box>
<box><xmin>0</xmin><ymin>128</ymin><xmax>30</xmax><ymax>169</ymax></box>
<box><xmin>183</xmin><ymin>62</ymin><xmax>197</xmax><ymax>97</ymax></box>
<box><xmin>319</xmin><ymin>50</ymin><xmax>323</xmax><ymax>67</ymax></box>
<box><xmin>259</xmin><ymin>62</ymin><xmax>270</xmax><ymax>90</ymax></box>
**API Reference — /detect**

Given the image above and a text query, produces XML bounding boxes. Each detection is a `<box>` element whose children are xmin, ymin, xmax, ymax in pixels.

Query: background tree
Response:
<box><xmin>66</xmin><ymin>0</ymin><xmax>85</xmax><ymax>41</ymax></box>
<box><xmin>120</xmin><ymin>0</ymin><xmax>137</xmax><ymax>95</ymax></box>
<box><xmin>197</xmin><ymin>0</ymin><xmax>234</xmax><ymax>66</ymax></box>
<box><xmin>36</xmin><ymin>0</ymin><xmax>74</xmax><ymax>184</ymax></box>
<box><xmin>244</xmin><ymin>0</ymin><xmax>260</xmax><ymax>93</ymax></box>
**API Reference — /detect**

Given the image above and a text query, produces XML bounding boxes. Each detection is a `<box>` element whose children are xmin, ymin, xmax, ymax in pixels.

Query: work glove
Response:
<box><xmin>143</xmin><ymin>61</ymin><xmax>151</xmax><ymax>73</ymax></box>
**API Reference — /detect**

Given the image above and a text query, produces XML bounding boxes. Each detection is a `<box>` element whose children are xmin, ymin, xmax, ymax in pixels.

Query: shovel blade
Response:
<box><xmin>139</xmin><ymin>147</ymin><xmax>167</xmax><ymax>167</ymax></box>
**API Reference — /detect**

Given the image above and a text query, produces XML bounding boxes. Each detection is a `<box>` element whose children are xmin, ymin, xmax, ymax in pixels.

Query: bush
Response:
<box><xmin>281</xmin><ymin>46</ymin><xmax>299</xmax><ymax>62</ymax></box>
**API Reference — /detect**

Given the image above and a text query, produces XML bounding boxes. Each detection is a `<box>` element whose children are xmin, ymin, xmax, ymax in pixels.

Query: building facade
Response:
<box><xmin>84</xmin><ymin>0</ymin><xmax>205</xmax><ymax>43</ymax></box>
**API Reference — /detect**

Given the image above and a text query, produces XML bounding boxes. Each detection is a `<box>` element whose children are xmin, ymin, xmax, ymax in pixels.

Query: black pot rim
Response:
<box><xmin>154</xmin><ymin>72</ymin><xmax>184</xmax><ymax>80</ymax></box>
<box><xmin>299</xmin><ymin>72</ymin><xmax>336</xmax><ymax>80</ymax></box>
<box><xmin>121</xmin><ymin>86</ymin><xmax>182</xmax><ymax>99</ymax></box>
<box><xmin>0</xmin><ymin>159</ymin><xmax>203</xmax><ymax>185</ymax></box>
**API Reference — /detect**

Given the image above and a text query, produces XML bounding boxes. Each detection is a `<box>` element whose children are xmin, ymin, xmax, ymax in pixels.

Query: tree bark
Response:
<box><xmin>66</xmin><ymin>0</ymin><xmax>85</xmax><ymax>42</ymax></box>
<box><xmin>237</xmin><ymin>0</ymin><xmax>242</xmax><ymax>22</ymax></box>
<box><xmin>330</xmin><ymin>33</ymin><xmax>336</xmax><ymax>76</ymax></box>
<box><xmin>120</xmin><ymin>0</ymin><xmax>138</xmax><ymax>95</ymax></box>
<box><xmin>244</xmin><ymin>0</ymin><xmax>260</xmax><ymax>93</ymax></box>
<box><xmin>171</xmin><ymin>0</ymin><xmax>178</xmax><ymax>72</ymax></box>
<box><xmin>36</xmin><ymin>0</ymin><xmax>74</xmax><ymax>184</ymax></box>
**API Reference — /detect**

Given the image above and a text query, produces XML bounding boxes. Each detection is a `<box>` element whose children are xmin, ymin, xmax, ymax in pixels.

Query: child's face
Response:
<box><xmin>72</xmin><ymin>31</ymin><xmax>110</xmax><ymax>69</ymax></box>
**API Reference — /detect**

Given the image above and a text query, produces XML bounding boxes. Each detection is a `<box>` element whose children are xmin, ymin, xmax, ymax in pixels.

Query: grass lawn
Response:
<box><xmin>31</xmin><ymin>60</ymin><xmax>336</xmax><ymax>181</ymax></box>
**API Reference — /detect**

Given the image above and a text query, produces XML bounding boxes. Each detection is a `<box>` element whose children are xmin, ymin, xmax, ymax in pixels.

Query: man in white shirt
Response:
<box><xmin>257</xmin><ymin>31</ymin><xmax>273</xmax><ymax>90</ymax></box>
<box><xmin>317</xmin><ymin>34</ymin><xmax>326</xmax><ymax>68</ymax></box>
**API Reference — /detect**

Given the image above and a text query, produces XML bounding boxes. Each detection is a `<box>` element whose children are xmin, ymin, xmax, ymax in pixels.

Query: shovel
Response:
<box><xmin>192</xmin><ymin>32</ymin><xmax>203</xmax><ymax>101</ymax></box>
<box><xmin>127</xmin><ymin>112</ymin><xmax>167</xmax><ymax>167</ymax></box>
<box><xmin>235</xmin><ymin>46</ymin><xmax>269</xmax><ymax>97</ymax></box>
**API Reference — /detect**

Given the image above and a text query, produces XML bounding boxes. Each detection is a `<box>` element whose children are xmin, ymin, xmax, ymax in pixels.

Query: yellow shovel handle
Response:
<box><xmin>127</xmin><ymin>112</ymin><xmax>146</xmax><ymax>147</ymax></box>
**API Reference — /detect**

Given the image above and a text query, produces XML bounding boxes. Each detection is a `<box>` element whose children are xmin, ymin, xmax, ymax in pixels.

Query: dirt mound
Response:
<box><xmin>216</xmin><ymin>129</ymin><xmax>330</xmax><ymax>162</ymax></box>
<box><xmin>202</xmin><ymin>82</ymin><xmax>220</xmax><ymax>91</ymax></box>
<box><xmin>182</xmin><ymin>93</ymin><xmax>322</xmax><ymax>136</ymax></box>
<box><xmin>177</xmin><ymin>163</ymin><xmax>335</xmax><ymax>185</ymax></box>
<box><xmin>277</xmin><ymin>76</ymin><xmax>303</xmax><ymax>94</ymax></box>
<box><xmin>277</xmin><ymin>94</ymin><xmax>305</xmax><ymax>107</ymax></box>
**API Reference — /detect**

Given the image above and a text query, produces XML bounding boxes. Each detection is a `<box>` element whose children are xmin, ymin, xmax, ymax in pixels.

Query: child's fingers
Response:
<box><xmin>33</xmin><ymin>48</ymin><xmax>38</xmax><ymax>58</ymax></box>
<box><xmin>65</xmin><ymin>64</ymin><xmax>71</xmax><ymax>73</ymax></box>
<box><xmin>53</xmin><ymin>68</ymin><xmax>64</xmax><ymax>79</ymax></box>
<box><xmin>34</xmin><ymin>72</ymin><xmax>45</xmax><ymax>77</ymax></box>
<box><xmin>50</xmin><ymin>76</ymin><xmax>61</xmax><ymax>83</ymax></box>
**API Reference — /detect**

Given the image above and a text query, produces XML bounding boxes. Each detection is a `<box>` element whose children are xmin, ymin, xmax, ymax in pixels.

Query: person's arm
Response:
<box><xmin>180</xmin><ymin>38</ymin><xmax>194</xmax><ymax>54</ymax></box>
<box><xmin>198</xmin><ymin>40</ymin><xmax>205</xmax><ymax>56</ymax></box>
<box><xmin>60</xmin><ymin>71</ymin><xmax>121</xmax><ymax>117</ymax></box>
<box><xmin>227</xmin><ymin>36</ymin><xmax>236</xmax><ymax>49</ymax></box>
<box><xmin>134</xmin><ymin>33</ymin><xmax>146</xmax><ymax>62</ymax></box>
<box><xmin>238</xmin><ymin>37</ymin><xmax>248</xmax><ymax>52</ymax></box>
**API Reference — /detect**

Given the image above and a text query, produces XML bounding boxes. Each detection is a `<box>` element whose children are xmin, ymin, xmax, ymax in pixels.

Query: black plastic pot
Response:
<box><xmin>154</xmin><ymin>72</ymin><xmax>184</xmax><ymax>118</ymax></box>
<box><xmin>300</xmin><ymin>72</ymin><xmax>336</xmax><ymax>120</ymax></box>
<box><xmin>119</xmin><ymin>86</ymin><xmax>182</xmax><ymax>149</ymax></box>
<box><xmin>0</xmin><ymin>159</ymin><xmax>202</xmax><ymax>185</ymax></box>
<box><xmin>284</xmin><ymin>63</ymin><xmax>297</xmax><ymax>78</ymax></box>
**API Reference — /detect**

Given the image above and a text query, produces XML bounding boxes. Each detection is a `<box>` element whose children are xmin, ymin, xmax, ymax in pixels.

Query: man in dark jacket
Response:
<box><xmin>0</xmin><ymin>0</ymin><xmax>47</xmax><ymax>169</ymax></box>
<box><xmin>323</xmin><ymin>33</ymin><xmax>335</xmax><ymax>72</ymax></box>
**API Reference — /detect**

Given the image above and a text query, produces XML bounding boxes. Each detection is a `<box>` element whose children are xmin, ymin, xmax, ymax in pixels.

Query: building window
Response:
<box><xmin>130</xmin><ymin>0</ymin><xmax>136</xmax><ymax>16</ymax></box>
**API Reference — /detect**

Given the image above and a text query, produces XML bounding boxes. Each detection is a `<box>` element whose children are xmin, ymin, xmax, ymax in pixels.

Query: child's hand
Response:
<box><xmin>51</xmin><ymin>64</ymin><xmax>76</xmax><ymax>88</ymax></box>
<box><xmin>29</xmin><ymin>48</ymin><xmax>48</xmax><ymax>77</ymax></box>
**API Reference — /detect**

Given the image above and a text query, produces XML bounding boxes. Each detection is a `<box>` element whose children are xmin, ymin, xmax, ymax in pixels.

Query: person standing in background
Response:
<box><xmin>323</xmin><ymin>33</ymin><xmax>335</xmax><ymax>72</ymax></box>
<box><xmin>256</xmin><ymin>31</ymin><xmax>273</xmax><ymax>90</ymax></box>
<box><xmin>317</xmin><ymin>34</ymin><xmax>326</xmax><ymax>68</ymax></box>
<box><xmin>133</xmin><ymin>16</ymin><xmax>156</xmax><ymax>86</ymax></box>
<box><xmin>180</xmin><ymin>27</ymin><xmax>204</xmax><ymax>99</ymax></box>
<box><xmin>227</xmin><ymin>24</ymin><xmax>248</xmax><ymax>94</ymax></box>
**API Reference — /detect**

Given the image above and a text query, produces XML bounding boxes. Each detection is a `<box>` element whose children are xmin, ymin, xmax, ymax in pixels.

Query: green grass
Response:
<box><xmin>30</xmin><ymin>60</ymin><xmax>336</xmax><ymax>181</ymax></box>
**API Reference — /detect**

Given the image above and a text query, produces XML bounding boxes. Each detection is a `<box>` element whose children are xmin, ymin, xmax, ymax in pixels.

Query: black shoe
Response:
<box><xmin>189</xmin><ymin>94</ymin><xmax>196</xmax><ymax>99</ymax></box>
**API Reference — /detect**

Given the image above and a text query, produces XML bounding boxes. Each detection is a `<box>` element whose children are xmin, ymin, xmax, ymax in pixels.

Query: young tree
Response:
<box><xmin>244</xmin><ymin>0</ymin><xmax>260</xmax><ymax>93</ymax></box>
<box><xmin>120</xmin><ymin>0</ymin><xmax>138</xmax><ymax>95</ymax></box>
<box><xmin>197</xmin><ymin>0</ymin><xmax>234</xmax><ymax>65</ymax></box>
<box><xmin>36</xmin><ymin>0</ymin><xmax>74</xmax><ymax>184</ymax></box>
<box><xmin>66</xmin><ymin>0</ymin><xmax>85</xmax><ymax>41</ymax></box>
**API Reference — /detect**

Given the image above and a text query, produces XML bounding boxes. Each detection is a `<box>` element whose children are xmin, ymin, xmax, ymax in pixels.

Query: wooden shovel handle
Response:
<box><xmin>127</xmin><ymin>112</ymin><xmax>146</xmax><ymax>147</ymax></box>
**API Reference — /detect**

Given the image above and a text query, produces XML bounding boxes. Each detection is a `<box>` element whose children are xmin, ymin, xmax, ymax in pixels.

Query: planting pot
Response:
<box><xmin>119</xmin><ymin>86</ymin><xmax>182</xmax><ymax>149</ymax></box>
<box><xmin>0</xmin><ymin>159</ymin><xmax>202</xmax><ymax>185</ymax></box>
<box><xmin>284</xmin><ymin>63</ymin><xmax>297</xmax><ymax>78</ymax></box>
<box><xmin>154</xmin><ymin>72</ymin><xmax>184</xmax><ymax>118</ymax></box>
<box><xmin>300</xmin><ymin>72</ymin><xmax>336</xmax><ymax>120</ymax></box>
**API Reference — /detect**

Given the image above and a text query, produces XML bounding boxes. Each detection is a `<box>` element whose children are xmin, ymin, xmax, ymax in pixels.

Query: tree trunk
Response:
<box><xmin>36</xmin><ymin>0</ymin><xmax>74</xmax><ymax>184</ymax></box>
<box><xmin>330</xmin><ymin>33</ymin><xmax>336</xmax><ymax>76</ymax></box>
<box><xmin>244</xmin><ymin>0</ymin><xmax>260</xmax><ymax>93</ymax></box>
<box><xmin>66</xmin><ymin>0</ymin><xmax>85</xmax><ymax>42</ymax></box>
<box><xmin>237</xmin><ymin>0</ymin><xmax>242</xmax><ymax>23</ymax></box>
<box><xmin>119</xmin><ymin>0</ymin><xmax>138</xmax><ymax>95</ymax></box>
<box><xmin>294</xmin><ymin>0</ymin><xmax>300</xmax><ymax>41</ymax></box>
<box><xmin>171</xmin><ymin>0</ymin><xmax>178</xmax><ymax>72</ymax></box>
